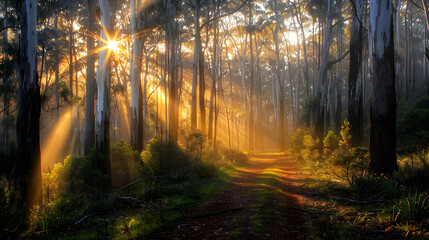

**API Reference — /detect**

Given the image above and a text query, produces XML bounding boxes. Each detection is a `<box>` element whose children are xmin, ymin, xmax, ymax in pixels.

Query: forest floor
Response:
<box><xmin>148</xmin><ymin>153</ymin><xmax>406</xmax><ymax>240</ymax></box>
<box><xmin>151</xmin><ymin>153</ymin><xmax>311</xmax><ymax>239</ymax></box>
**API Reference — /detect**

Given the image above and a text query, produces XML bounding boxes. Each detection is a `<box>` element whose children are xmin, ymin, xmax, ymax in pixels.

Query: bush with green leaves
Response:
<box><xmin>301</xmin><ymin>133</ymin><xmax>320</xmax><ymax>165</ymax></box>
<box><xmin>35</xmin><ymin>195</ymin><xmax>89</xmax><ymax>232</ymax></box>
<box><xmin>141</xmin><ymin>138</ymin><xmax>219</xmax><ymax>180</ymax></box>
<box><xmin>323</xmin><ymin>121</ymin><xmax>369</xmax><ymax>184</ymax></box>
<box><xmin>323</xmin><ymin>131</ymin><xmax>340</xmax><ymax>155</ymax></box>
<box><xmin>222</xmin><ymin>149</ymin><xmax>249</xmax><ymax>166</ymax></box>
<box><xmin>110</xmin><ymin>140</ymin><xmax>141</xmax><ymax>188</ymax></box>
<box><xmin>141</xmin><ymin>138</ymin><xmax>193</xmax><ymax>177</ymax></box>
<box><xmin>41</xmin><ymin>150</ymin><xmax>111</xmax><ymax>204</ymax></box>
<box><xmin>0</xmin><ymin>181</ymin><xmax>27</xmax><ymax>235</ymax></box>
<box><xmin>186</xmin><ymin>130</ymin><xmax>206</xmax><ymax>159</ymax></box>
<box><xmin>290</xmin><ymin>128</ymin><xmax>306</xmax><ymax>159</ymax></box>
<box><xmin>398</xmin><ymin>96</ymin><xmax>429</xmax><ymax>148</ymax></box>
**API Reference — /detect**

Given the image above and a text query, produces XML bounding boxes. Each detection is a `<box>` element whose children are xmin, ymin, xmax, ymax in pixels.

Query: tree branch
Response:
<box><xmin>199</xmin><ymin>0</ymin><xmax>249</xmax><ymax>30</ymax></box>
<box><xmin>0</xmin><ymin>25</ymin><xmax>19</xmax><ymax>33</ymax></box>
<box><xmin>327</xmin><ymin>49</ymin><xmax>350</xmax><ymax>68</ymax></box>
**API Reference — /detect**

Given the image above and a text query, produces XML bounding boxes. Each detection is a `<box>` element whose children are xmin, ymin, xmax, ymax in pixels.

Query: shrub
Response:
<box><xmin>393</xmin><ymin>192</ymin><xmax>429</xmax><ymax>223</ymax></box>
<box><xmin>301</xmin><ymin>133</ymin><xmax>320</xmax><ymax>164</ymax></box>
<box><xmin>323</xmin><ymin>131</ymin><xmax>339</xmax><ymax>155</ymax></box>
<box><xmin>339</xmin><ymin>120</ymin><xmax>352</xmax><ymax>149</ymax></box>
<box><xmin>398</xmin><ymin>96</ymin><xmax>429</xmax><ymax>147</ymax></box>
<box><xmin>192</xmin><ymin>161</ymin><xmax>218</xmax><ymax>178</ymax></box>
<box><xmin>326</xmin><ymin>121</ymin><xmax>369</xmax><ymax>185</ymax></box>
<box><xmin>55</xmin><ymin>154</ymin><xmax>107</xmax><ymax>194</ymax></box>
<box><xmin>42</xmin><ymin>150</ymin><xmax>108</xmax><ymax>200</ymax></box>
<box><xmin>141</xmin><ymin>138</ymin><xmax>192</xmax><ymax>177</ymax></box>
<box><xmin>394</xmin><ymin>163</ymin><xmax>429</xmax><ymax>190</ymax></box>
<box><xmin>0</xmin><ymin>181</ymin><xmax>27</xmax><ymax>234</ymax></box>
<box><xmin>110</xmin><ymin>140</ymin><xmax>141</xmax><ymax>188</ymax></box>
<box><xmin>290</xmin><ymin>129</ymin><xmax>306</xmax><ymax>159</ymax></box>
<box><xmin>35</xmin><ymin>195</ymin><xmax>88</xmax><ymax>232</ymax></box>
<box><xmin>186</xmin><ymin>130</ymin><xmax>206</xmax><ymax>159</ymax></box>
<box><xmin>222</xmin><ymin>149</ymin><xmax>249</xmax><ymax>166</ymax></box>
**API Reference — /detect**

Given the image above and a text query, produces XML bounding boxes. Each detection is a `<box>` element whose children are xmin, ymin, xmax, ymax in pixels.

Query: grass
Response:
<box><xmin>35</xmin><ymin>166</ymin><xmax>235</xmax><ymax>239</ymax></box>
<box><xmin>291</xmin><ymin>155</ymin><xmax>429</xmax><ymax>239</ymax></box>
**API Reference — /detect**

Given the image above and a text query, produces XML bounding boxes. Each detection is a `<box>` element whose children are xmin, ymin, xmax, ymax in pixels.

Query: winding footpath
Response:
<box><xmin>157</xmin><ymin>153</ymin><xmax>312</xmax><ymax>239</ymax></box>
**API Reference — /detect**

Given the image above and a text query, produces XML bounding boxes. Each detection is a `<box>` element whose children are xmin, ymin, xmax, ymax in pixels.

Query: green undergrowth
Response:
<box><xmin>289</xmin><ymin>120</ymin><xmax>429</xmax><ymax>239</ymax></box>
<box><xmin>30</xmin><ymin>137</ymin><xmax>240</xmax><ymax>239</ymax></box>
<box><xmin>113</xmin><ymin>167</ymin><xmax>235</xmax><ymax>239</ymax></box>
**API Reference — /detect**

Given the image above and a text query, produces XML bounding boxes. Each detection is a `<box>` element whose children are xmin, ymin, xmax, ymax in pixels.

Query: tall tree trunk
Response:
<box><xmin>335</xmin><ymin>16</ymin><xmax>343</xmax><ymax>134</ymax></box>
<box><xmin>248</xmin><ymin>0</ymin><xmax>254</xmax><ymax>151</ymax></box>
<box><xmin>422</xmin><ymin>0</ymin><xmax>429</xmax><ymax>94</ymax></box>
<box><xmin>296</xmin><ymin>3</ymin><xmax>310</xmax><ymax>128</ymax></box>
<box><xmin>197</xmin><ymin>0</ymin><xmax>206</xmax><ymax>133</ymax></box>
<box><xmin>84</xmin><ymin>0</ymin><xmax>96</xmax><ymax>154</ymax></box>
<box><xmin>74</xmin><ymin>43</ymin><xmax>80</xmax><ymax>155</ymax></box>
<box><xmin>96</xmin><ymin>0</ymin><xmax>112</xmax><ymax>186</ymax></box>
<box><xmin>405</xmin><ymin>1</ymin><xmax>409</xmax><ymax>100</ymax></box>
<box><xmin>191</xmin><ymin>0</ymin><xmax>201</xmax><ymax>133</ymax></box>
<box><xmin>130</xmin><ymin>0</ymin><xmax>144</xmax><ymax>150</ymax></box>
<box><xmin>395</xmin><ymin>0</ymin><xmax>402</xmax><ymax>98</ymax></box>
<box><xmin>208</xmin><ymin>3</ymin><xmax>218</xmax><ymax>141</ymax></box>
<box><xmin>295</xmin><ymin>30</ymin><xmax>300</xmax><ymax>130</ymax></box>
<box><xmin>168</xmin><ymin>0</ymin><xmax>178</xmax><ymax>142</ymax></box>
<box><xmin>69</xmin><ymin>21</ymin><xmax>74</xmax><ymax>153</ymax></box>
<box><xmin>369</xmin><ymin>0</ymin><xmax>397</xmax><ymax>174</ymax></box>
<box><xmin>273</xmin><ymin>0</ymin><xmax>285</xmax><ymax>151</ymax></box>
<box><xmin>348</xmin><ymin>0</ymin><xmax>364</xmax><ymax>146</ymax></box>
<box><xmin>315</xmin><ymin>0</ymin><xmax>334</xmax><ymax>148</ymax></box>
<box><xmin>2</xmin><ymin>0</ymin><xmax>9</xmax><ymax>153</ymax></box>
<box><xmin>17</xmin><ymin>0</ymin><xmax>41</xmax><ymax>208</ymax></box>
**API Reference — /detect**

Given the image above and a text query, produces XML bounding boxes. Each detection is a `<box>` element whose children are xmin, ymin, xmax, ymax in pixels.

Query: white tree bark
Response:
<box><xmin>17</xmin><ymin>0</ymin><xmax>41</xmax><ymax>207</ymax></box>
<box><xmin>96</xmin><ymin>0</ymin><xmax>112</xmax><ymax>179</ymax></box>
<box><xmin>369</xmin><ymin>0</ymin><xmax>397</xmax><ymax>174</ymax></box>
<box><xmin>314</xmin><ymin>0</ymin><xmax>334</xmax><ymax>144</ymax></box>
<box><xmin>130</xmin><ymin>0</ymin><xmax>144</xmax><ymax>150</ymax></box>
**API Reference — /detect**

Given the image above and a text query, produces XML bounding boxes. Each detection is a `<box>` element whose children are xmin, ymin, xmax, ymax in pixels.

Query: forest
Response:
<box><xmin>1</xmin><ymin>0</ymin><xmax>429</xmax><ymax>239</ymax></box>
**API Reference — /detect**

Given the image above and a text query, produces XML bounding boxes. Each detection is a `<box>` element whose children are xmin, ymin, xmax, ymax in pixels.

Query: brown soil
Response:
<box><xmin>151</xmin><ymin>153</ymin><xmax>312</xmax><ymax>240</ymax></box>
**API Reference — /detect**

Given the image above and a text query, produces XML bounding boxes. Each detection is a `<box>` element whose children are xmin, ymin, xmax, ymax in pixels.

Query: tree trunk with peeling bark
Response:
<box><xmin>273</xmin><ymin>0</ymin><xmax>285</xmax><ymax>151</ymax></box>
<box><xmin>84</xmin><ymin>0</ymin><xmax>96</xmax><ymax>154</ymax></box>
<box><xmin>17</xmin><ymin>0</ymin><xmax>41</xmax><ymax>209</ymax></box>
<box><xmin>96</xmin><ymin>0</ymin><xmax>113</xmax><ymax>186</ymax></box>
<box><xmin>168</xmin><ymin>0</ymin><xmax>178</xmax><ymax>142</ymax></box>
<box><xmin>315</xmin><ymin>0</ymin><xmax>334</xmax><ymax>149</ymax></box>
<box><xmin>348</xmin><ymin>0</ymin><xmax>364</xmax><ymax>147</ymax></box>
<box><xmin>422</xmin><ymin>0</ymin><xmax>429</xmax><ymax>95</ymax></box>
<box><xmin>130</xmin><ymin>0</ymin><xmax>144</xmax><ymax>151</ymax></box>
<box><xmin>369</xmin><ymin>0</ymin><xmax>397</xmax><ymax>174</ymax></box>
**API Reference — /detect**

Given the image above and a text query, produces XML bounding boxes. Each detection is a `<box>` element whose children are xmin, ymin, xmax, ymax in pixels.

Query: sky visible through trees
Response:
<box><xmin>1</xmin><ymin>0</ymin><xmax>429</xmax><ymax>238</ymax></box>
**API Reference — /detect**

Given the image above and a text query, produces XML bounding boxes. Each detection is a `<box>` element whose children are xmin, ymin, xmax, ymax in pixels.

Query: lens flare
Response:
<box><xmin>107</xmin><ymin>39</ymin><xmax>120</xmax><ymax>53</ymax></box>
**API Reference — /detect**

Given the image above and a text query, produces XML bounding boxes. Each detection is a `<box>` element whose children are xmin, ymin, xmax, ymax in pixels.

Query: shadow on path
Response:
<box><xmin>153</xmin><ymin>153</ymin><xmax>312</xmax><ymax>240</ymax></box>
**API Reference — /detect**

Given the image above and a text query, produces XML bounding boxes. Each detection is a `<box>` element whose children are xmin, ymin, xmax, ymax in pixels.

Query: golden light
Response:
<box><xmin>107</xmin><ymin>39</ymin><xmax>120</xmax><ymax>53</ymax></box>
<box><xmin>85</xmin><ymin>28</ymin><xmax>130</xmax><ymax>58</ymax></box>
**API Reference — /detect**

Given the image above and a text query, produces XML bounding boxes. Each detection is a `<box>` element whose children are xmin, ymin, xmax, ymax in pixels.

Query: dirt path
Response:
<box><xmin>155</xmin><ymin>153</ymin><xmax>312</xmax><ymax>239</ymax></box>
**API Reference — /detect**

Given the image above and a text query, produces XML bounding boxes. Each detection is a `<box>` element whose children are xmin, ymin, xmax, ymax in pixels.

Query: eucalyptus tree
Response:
<box><xmin>84</xmin><ymin>0</ymin><xmax>96</xmax><ymax>154</ymax></box>
<box><xmin>167</xmin><ymin>0</ymin><xmax>179</xmax><ymax>142</ymax></box>
<box><xmin>271</xmin><ymin>0</ymin><xmax>286</xmax><ymax>151</ymax></box>
<box><xmin>314</xmin><ymin>0</ymin><xmax>334</xmax><ymax>147</ymax></box>
<box><xmin>314</xmin><ymin>0</ymin><xmax>349</xmax><ymax>147</ymax></box>
<box><xmin>369</xmin><ymin>0</ymin><xmax>397</xmax><ymax>174</ymax></box>
<box><xmin>130</xmin><ymin>0</ymin><xmax>144</xmax><ymax>150</ymax></box>
<box><xmin>190</xmin><ymin>0</ymin><xmax>201</xmax><ymax>133</ymax></box>
<box><xmin>423</xmin><ymin>0</ymin><xmax>429</xmax><ymax>94</ymax></box>
<box><xmin>17</xmin><ymin>0</ymin><xmax>41</xmax><ymax>208</ymax></box>
<box><xmin>348</xmin><ymin>0</ymin><xmax>364</xmax><ymax>147</ymax></box>
<box><xmin>96</xmin><ymin>0</ymin><xmax>114</xmax><ymax>183</ymax></box>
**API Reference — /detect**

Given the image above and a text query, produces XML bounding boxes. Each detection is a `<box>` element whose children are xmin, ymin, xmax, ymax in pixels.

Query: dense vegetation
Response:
<box><xmin>1</xmin><ymin>0</ymin><xmax>429</xmax><ymax>238</ymax></box>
